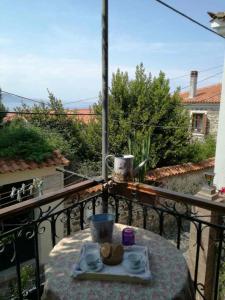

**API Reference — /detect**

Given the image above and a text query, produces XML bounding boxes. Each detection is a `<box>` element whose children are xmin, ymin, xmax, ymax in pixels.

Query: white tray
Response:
<box><xmin>71</xmin><ymin>242</ymin><xmax>152</xmax><ymax>283</ymax></box>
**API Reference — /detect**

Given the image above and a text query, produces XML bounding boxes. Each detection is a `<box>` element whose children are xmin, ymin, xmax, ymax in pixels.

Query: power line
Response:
<box><xmin>153</xmin><ymin>0</ymin><xmax>225</xmax><ymax>39</ymax></box>
<box><xmin>109</xmin><ymin>89</ymin><xmax>221</xmax><ymax>130</ymax></box>
<box><xmin>0</xmin><ymin>110</ymin><xmax>99</xmax><ymax>116</ymax></box>
<box><xmin>180</xmin><ymin>72</ymin><xmax>222</xmax><ymax>90</ymax></box>
<box><xmin>2</xmin><ymin>89</ymin><xmax>99</xmax><ymax>107</ymax></box>
<box><xmin>2</xmin><ymin>90</ymin><xmax>48</xmax><ymax>105</ymax></box>
<box><xmin>170</xmin><ymin>65</ymin><xmax>223</xmax><ymax>81</ymax></box>
<box><xmin>63</xmin><ymin>96</ymin><xmax>99</xmax><ymax>105</ymax></box>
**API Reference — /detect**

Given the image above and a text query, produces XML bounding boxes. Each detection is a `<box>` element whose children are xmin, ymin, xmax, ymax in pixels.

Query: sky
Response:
<box><xmin>0</xmin><ymin>0</ymin><xmax>225</xmax><ymax>109</ymax></box>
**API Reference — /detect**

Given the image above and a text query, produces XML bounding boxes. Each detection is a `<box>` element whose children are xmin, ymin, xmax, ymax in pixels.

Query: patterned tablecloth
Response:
<box><xmin>42</xmin><ymin>224</ymin><xmax>195</xmax><ymax>300</ymax></box>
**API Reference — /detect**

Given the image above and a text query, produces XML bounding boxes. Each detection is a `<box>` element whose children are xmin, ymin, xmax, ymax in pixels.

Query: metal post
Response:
<box><xmin>102</xmin><ymin>0</ymin><xmax>109</xmax><ymax>213</ymax></box>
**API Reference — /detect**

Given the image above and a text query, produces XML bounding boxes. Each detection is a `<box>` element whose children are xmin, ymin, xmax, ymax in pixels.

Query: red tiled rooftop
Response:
<box><xmin>2</xmin><ymin>108</ymin><xmax>95</xmax><ymax>124</ymax></box>
<box><xmin>146</xmin><ymin>158</ymin><xmax>214</xmax><ymax>181</ymax></box>
<box><xmin>67</xmin><ymin>108</ymin><xmax>94</xmax><ymax>124</ymax></box>
<box><xmin>180</xmin><ymin>83</ymin><xmax>221</xmax><ymax>104</ymax></box>
<box><xmin>0</xmin><ymin>150</ymin><xmax>69</xmax><ymax>174</ymax></box>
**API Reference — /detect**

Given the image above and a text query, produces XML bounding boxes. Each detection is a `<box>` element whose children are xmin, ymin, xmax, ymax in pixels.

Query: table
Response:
<box><xmin>42</xmin><ymin>224</ymin><xmax>195</xmax><ymax>300</ymax></box>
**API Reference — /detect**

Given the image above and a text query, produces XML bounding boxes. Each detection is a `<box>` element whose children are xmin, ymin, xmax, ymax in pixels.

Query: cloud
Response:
<box><xmin>110</xmin><ymin>35</ymin><xmax>225</xmax><ymax>55</ymax></box>
<box><xmin>0</xmin><ymin>53</ymin><xmax>102</xmax><ymax>101</ymax></box>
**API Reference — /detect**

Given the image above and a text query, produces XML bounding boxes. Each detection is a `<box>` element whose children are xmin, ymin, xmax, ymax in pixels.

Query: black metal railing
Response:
<box><xmin>0</xmin><ymin>181</ymin><xmax>225</xmax><ymax>300</ymax></box>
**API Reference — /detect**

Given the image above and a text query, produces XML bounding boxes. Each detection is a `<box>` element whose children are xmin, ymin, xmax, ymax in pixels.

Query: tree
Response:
<box><xmin>0</xmin><ymin>120</ymin><xmax>69</xmax><ymax>162</ymax></box>
<box><xmin>0</xmin><ymin>88</ymin><xmax>7</xmax><ymax>123</ymax></box>
<box><xmin>86</xmin><ymin>63</ymin><xmax>191</xmax><ymax>168</ymax></box>
<box><xmin>16</xmin><ymin>91</ymin><xmax>91</xmax><ymax>164</ymax></box>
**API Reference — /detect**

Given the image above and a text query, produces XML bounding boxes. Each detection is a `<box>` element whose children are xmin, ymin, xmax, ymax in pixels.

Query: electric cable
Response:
<box><xmin>170</xmin><ymin>65</ymin><xmax>223</xmax><ymax>81</ymax></box>
<box><xmin>153</xmin><ymin>0</ymin><xmax>225</xmax><ymax>39</ymax></box>
<box><xmin>1</xmin><ymin>90</ymin><xmax>99</xmax><ymax>106</ymax></box>
<box><xmin>0</xmin><ymin>110</ymin><xmax>99</xmax><ymax>116</ymax></box>
<box><xmin>180</xmin><ymin>72</ymin><xmax>222</xmax><ymax>90</ymax></box>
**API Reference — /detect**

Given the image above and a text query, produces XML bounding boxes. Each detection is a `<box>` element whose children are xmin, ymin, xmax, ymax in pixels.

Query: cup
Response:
<box><xmin>85</xmin><ymin>253</ymin><xmax>100</xmax><ymax>269</ymax></box>
<box><xmin>122</xmin><ymin>227</ymin><xmax>135</xmax><ymax>246</ymax></box>
<box><xmin>127</xmin><ymin>253</ymin><xmax>142</xmax><ymax>269</ymax></box>
<box><xmin>89</xmin><ymin>213</ymin><xmax>115</xmax><ymax>243</ymax></box>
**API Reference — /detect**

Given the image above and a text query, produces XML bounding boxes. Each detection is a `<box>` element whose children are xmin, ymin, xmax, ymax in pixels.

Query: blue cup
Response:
<box><xmin>89</xmin><ymin>213</ymin><xmax>115</xmax><ymax>243</ymax></box>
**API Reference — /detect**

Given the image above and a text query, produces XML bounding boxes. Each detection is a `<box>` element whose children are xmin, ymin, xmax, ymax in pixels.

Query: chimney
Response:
<box><xmin>189</xmin><ymin>70</ymin><xmax>198</xmax><ymax>98</ymax></box>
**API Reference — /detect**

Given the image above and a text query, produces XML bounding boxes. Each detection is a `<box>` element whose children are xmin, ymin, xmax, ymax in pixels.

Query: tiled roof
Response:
<box><xmin>146</xmin><ymin>158</ymin><xmax>214</xmax><ymax>181</ymax></box>
<box><xmin>180</xmin><ymin>83</ymin><xmax>221</xmax><ymax>104</ymax></box>
<box><xmin>0</xmin><ymin>150</ymin><xmax>69</xmax><ymax>174</ymax></box>
<box><xmin>3</xmin><ymin>109</ymin><xmax>94</xmax><ymax>124</ymax></box>
<box><xmin>67</xmin><ymin>108</ymin><xmax>93</xmax><ymax>124</ymax></box>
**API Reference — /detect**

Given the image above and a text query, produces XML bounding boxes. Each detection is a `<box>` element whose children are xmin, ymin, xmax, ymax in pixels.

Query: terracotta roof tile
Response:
<box><xmin>180</xmin><ymin>83</ymin><xmax>221</xmax><ymax>104</ymax></box>
<box><xmin>67</xmin><ymin>108</ymin><xmax>94</xmax><ymax>124</ymax></box>
<box><xmin>146</xmin><ymin>158</ymin><xmax>214</xmax><ymax>181</ymax></box>
<box><xmin>0</xmin><ymin>151</ymin><xmax>69</xmax><ymax>174</ymax></box>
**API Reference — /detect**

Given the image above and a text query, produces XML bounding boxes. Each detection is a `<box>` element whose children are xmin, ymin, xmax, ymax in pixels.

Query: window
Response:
<box><xmin>192</xmin><ymin>113</ymin><xmax>207</xmax><ymax>134</ymax></box>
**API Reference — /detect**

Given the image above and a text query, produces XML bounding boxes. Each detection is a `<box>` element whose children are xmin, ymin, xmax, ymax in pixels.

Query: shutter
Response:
<box><xmin>202</xmin><ymin>113</ymin><xmax>207</xmax><ymax>135</ymax></box>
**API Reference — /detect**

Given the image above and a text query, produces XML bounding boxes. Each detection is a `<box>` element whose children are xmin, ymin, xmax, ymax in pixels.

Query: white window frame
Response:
<box><xmin>190</xmin><ymin>111</ymin><xmax>207</xmax><ymax>136</ymax></box>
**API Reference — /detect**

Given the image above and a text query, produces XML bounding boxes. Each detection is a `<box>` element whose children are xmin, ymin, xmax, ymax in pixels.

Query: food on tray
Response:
<box><xmin>100</xmin><ymin>243</ymin><xmax>124</xmax><ymax>265</ymax></box>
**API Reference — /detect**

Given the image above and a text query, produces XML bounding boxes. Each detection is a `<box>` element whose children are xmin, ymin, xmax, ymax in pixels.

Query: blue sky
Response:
<box><xmin>0</xmin><ymin>0</ymin><xmax>225</xmax><ymax>108</ymax></box>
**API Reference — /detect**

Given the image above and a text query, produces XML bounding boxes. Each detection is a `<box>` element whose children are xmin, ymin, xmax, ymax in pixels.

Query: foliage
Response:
<box><xmin>86</xmin><ymin>63</ymin><xmax>191</xmax><ymax>168</ymax></box>
<box><xmin>0</xmin><ymin>88</ymin><xmax>7</xmax><ymax>123</ymax></box>
<box><xmin>219</xmin><ymin>259</ymin><xmax>225</xmax><ymax>300</ymax></box>
<box><xmin>0</xmin><ymin>120</ymin><xmax>69</xmax><ymax>162</ymax></box>
<box><xmin>16</xmin><ymin>91</ymin><xmax>91</xmax><ymax>162</ymax></box>
<box><xmin>75</xmin><ymin>160</ymin><xmax>102</xmax><ymax>178</ymax></box>
<box><xmin>128</xmin><ymin>134</ymin><xmax>152</xmax><ymax>182</ymax></box>
<box><xmin>183</xmin><ymin>135</ymin><xmax>216</xmax><ymax>163</ymax></box>
<box><xmin>9</xmin><ymin>264</ymin><xmax>35</xmax><ymax>299</ymax></box>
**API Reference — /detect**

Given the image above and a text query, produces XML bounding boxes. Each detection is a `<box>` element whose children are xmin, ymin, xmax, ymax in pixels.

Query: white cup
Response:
<box><xmin>85</xmin><ymin>253</ymin><xmax>100</xmax><ymax>269</ymax></box>
<box><xmin>127</xmin><ymin>253</ymin><xmax>142</xmax><ymax>269</ymax></box>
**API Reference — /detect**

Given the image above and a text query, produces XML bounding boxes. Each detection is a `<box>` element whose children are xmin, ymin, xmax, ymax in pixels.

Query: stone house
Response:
<box><xmin>180</xmin><ymin>71</ymin><xmax>221</xmax><ymax>140</ymax></box>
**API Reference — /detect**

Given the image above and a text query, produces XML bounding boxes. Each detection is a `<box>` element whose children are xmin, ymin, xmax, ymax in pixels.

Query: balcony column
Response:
<box><xmin>188</xmin><ymin>184</ymin><xmax>221</xmax><ymax>299</ymax></box>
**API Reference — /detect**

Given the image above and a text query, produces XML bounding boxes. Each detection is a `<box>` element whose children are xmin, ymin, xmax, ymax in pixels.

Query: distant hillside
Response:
<box><xmin>1</xmin><ymin>94</ymin><xmax>95</xmax><ymax>110</ymax></box>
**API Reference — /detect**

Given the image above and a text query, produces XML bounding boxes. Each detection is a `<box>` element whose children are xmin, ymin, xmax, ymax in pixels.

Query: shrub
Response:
<box><xmin>0</xmin><ymin>120</ymin><xmax>69</xmax><ymax>162</ymax></box>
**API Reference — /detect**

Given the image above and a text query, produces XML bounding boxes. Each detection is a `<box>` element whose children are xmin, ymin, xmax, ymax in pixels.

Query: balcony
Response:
<box><xmin>0</xmin><ymin>179</ymin><xmax>225</xmax><ymax>300</ymax></box>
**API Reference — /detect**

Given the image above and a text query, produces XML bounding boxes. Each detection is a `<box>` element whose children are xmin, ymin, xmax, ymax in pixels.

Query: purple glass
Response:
<box><xmin>122</xmin><ymin>228</ymin><xmax>135</xmax><ymax>246</ymax></box>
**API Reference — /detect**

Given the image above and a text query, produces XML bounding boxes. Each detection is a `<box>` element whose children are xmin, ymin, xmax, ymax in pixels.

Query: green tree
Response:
<box><xmin>0</xmin><ymin>120</ymin><xmax>69</xmax><ymax>162</ymax></box>
<box><xmin>16</xmin><ymin>91</ymin><xmax>91</xmax><ymax>163</ymax></box>
<box><xmin>86</xmin><ymin>63</ymin><xmax>191</xmax><ymax>168</ymax></box>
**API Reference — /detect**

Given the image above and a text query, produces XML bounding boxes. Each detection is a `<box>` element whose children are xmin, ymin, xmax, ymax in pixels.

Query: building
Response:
<box><xmin>180</xmin><ymin>71</ymin><xmax>221</xmax><ymax>140</ymax></box>
<box><xmin>0</xmin><ymin>150</ymin><xmax>69</xmax><ymax>275</ymax></box>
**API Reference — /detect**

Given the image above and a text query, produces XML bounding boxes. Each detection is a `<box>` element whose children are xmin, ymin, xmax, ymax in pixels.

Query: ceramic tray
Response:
<box><xmin>71</xmin><ymin>242</ymin><xmax>152</xmax><ymax>284</ymax></box>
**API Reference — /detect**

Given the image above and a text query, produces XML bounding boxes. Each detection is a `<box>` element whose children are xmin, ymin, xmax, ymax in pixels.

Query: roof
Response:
<box><xmin>146</xmin><ymin>158</ymin><xmax>214</xmax><ymax>181</ymax></box>
<box><xmin>3</xmin><ymin>108</ymin><xmax>94</xmax><ymax>124</ymax></box>
<box><xmin>0</xmin><ymin>150</ymin><xmax>69</xmax><ymax>174</ymax></box>
<box><xmin>67</xmin><ymin>108</ymin><xmax>93</xmax><ymax>124</ymax></box>
<box><xmin>180</xmin><ymin>83</ymin><xmax>221</xmax><ymax>104</ymax></box>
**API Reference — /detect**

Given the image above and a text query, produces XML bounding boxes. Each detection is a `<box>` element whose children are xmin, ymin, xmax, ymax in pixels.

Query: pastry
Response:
<box><xmin>100</xmin><ymin>243</ymin><xmax>124</xmax><ymax>265</ymax></box>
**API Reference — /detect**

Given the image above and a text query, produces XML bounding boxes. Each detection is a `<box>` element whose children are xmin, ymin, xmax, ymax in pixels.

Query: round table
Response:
<box><xmin>42</xmin><ymin>224</ymin><xmax>195</xmax><ymax>300</ymax></box>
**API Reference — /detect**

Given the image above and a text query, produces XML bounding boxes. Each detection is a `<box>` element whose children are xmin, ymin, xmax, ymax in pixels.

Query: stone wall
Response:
<box><xmin>153</xmin><ymin>167</ymin><xmax>213</xmax><ymax>195</ymax></box>
<box><xmin>207</xmin><ymin>109</ymin><xmax>219</xmax><ymax>137</ymax></box>
<box><xmin>184</xmin><ymin>103</ymin><xmax>219</xmax><ymax>138</ymax></box>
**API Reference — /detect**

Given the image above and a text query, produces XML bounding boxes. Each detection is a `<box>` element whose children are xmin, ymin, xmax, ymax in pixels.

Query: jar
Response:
<box><xmin>122</xmin><ymin>227</ymin><xmax>135</xmax><ymax>246</ymax></box>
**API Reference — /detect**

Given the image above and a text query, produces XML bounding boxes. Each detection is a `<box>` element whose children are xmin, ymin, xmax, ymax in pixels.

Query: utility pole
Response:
<box><xmin>102</xmin><ymin>0</ymin><xmax>109</xmax><ymax>212</ymax></box>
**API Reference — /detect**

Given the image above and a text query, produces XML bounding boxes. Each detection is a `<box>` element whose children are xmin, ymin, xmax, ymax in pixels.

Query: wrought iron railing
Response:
<box><xmin>0</xmin><ymin>180</ymin><xmax>225</xmax><ymax>300</ymax></box>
